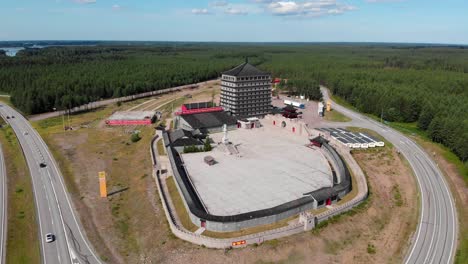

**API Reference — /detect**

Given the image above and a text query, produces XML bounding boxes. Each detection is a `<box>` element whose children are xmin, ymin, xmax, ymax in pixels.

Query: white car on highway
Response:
<box><xmin>45</xmin><ymin>233</ymin><xmax>55</xmax><ymax>243</ymax></box>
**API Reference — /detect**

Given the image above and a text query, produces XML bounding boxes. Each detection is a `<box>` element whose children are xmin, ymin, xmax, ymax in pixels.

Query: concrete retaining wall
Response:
<box><xmin>151</xmin><ymin>124</ymin><xmax>368</xmax><ymax>248</ymax></box>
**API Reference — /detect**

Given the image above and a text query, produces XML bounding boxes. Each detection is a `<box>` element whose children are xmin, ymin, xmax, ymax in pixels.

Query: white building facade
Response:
<box><xmin>220</xmin><ymin>61</ymin><xmax>272</xmax><ymax>117</ymax></box>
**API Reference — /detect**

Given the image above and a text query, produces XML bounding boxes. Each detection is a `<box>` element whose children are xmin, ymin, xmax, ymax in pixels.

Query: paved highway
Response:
<box><xmin>0</xmin><ymin>143</ymin><xmax>6</xmax><ymax>264</ymax></box>
<box><xmin>321</xmin><ymin>87</ymin><xmax>458</xmax><ymax>264</ymax></box>
<box><xmin>0</xmin><ymin>104</ymin><xmax>102</xmax><ymax>264</ymax></box>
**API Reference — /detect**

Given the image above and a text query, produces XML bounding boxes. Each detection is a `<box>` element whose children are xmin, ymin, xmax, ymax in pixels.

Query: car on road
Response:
<box><xmin>45</xmin><ymin>233</ymin><xmax>55</xmax><ymax>243</ymax></box>
<box><xmin>6</xmin><ymin>116</ymin><xmax>9</xmax><ymax>119</ymax></box>
<box><xmin>39</xmin><ymin>163</ymin><xmax>47</xmax><ymax>168</ymax></box>
<box><xmin>11</xmin><ymin>115</ymin><xmax>15</xmax><ymax>118</ymax></box>
<box><xmin>23</xmin><ymin>131</ymin><xmax>28</xmax><ymax>135</ymax></box>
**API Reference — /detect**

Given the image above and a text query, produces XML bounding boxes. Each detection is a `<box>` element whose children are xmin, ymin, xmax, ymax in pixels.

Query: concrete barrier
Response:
<box><xmin>150</xmin><ymin>132</ymin><xmax>369</xmax><ymax>249</ymax></box>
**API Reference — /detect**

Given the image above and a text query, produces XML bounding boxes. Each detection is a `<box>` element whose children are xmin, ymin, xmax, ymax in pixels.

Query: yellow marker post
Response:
<box><xmin>99</xmin><ymin>171</ymin><xmax>107</xmax><ymax>198</ymax></box>
<box><xmin>326</xmin><ymin>100</ymin><xmax>332</xmax><ymax>112</ymax></box>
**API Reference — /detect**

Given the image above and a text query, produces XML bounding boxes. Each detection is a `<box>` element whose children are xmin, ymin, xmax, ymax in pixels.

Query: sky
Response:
<box><xmin>1</xmin><ymin>0</ymin><xmax>467</xmax><ymax>44</ymax></box>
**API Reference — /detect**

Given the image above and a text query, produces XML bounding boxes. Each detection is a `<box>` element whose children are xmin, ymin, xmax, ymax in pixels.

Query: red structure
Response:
<box><xmin>175</xmin><ymin>102</ymin><xmax>223</xmax><ymax>115</ymax></box>
<box><xmin>106</xmin><ymin>119</ymin><xmax>152</xmax><ymax>126</ymax></box>
<box><xmin>282</xmin><ymin>105</ymin><xmax>299</xmax><ymax>119</ymax></box>
<box><xmin>105</xmin><ymin>111</ymin><xmax>155</xmax><ymax>126</ymax></box>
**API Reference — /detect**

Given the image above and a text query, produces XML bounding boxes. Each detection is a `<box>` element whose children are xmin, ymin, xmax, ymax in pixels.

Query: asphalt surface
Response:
<box><xmin>0</xmin><ymin>104</ymin><xmax>102</xmax><ymax>264</ymax></box>
<box><xmin>0</xmin><ymin>143</ymin><xmax>6</xmax><ymax>264</ymax></box>
<box><xmin>321</xmin><ymin>87</ymin><xmax>458</xmax><ymax>264</ymax></box>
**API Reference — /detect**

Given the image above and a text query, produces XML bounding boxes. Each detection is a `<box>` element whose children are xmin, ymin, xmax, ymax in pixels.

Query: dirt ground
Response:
<box><xmin>37</xmin><ymin>82</ymin><xmax>418</xmax><ymax>263</ymax></box>
<box><xmin>158</xmin><ymin>146</ymin><xmax>418</xmax><ymax>264</ymax></box>
<box><xmin>35</xmin><ymin>82</ymin><xmax>222</xmax><ymax>263</ymax></box>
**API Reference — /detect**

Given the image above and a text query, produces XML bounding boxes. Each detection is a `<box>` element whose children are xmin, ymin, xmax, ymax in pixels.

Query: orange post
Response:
<box><xmin>99</xmin><ymin>171</ymin><xmax>107</xmax><ymax>198</ymax></box>
<box><xmin>326</xmin><ymin>100</ymin><xmax>332</xmax><ymax>112</ymax></box>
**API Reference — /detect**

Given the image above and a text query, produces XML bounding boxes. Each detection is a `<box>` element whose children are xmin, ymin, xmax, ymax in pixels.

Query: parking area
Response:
<box><xmin>271</xmin><ymin>95</ymin><xmax>323</xmax><ymax>126</ymax></box>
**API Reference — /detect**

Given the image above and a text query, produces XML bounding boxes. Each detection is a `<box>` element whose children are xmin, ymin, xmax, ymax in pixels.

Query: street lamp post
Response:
<box><xmin>53</xmin><ymin>107</ymin><xmax>65</xmax><ymax>131</ymax></box>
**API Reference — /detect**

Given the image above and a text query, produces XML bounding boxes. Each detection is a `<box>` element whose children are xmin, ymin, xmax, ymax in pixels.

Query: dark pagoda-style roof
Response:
<box><xmin>283</xmin><ymin>105</ymin><xmax>297</xmax><ymax>112</ymax></box>
<box><xmin>223</xmin><ymin>61</ymin><xmax>269</xmax><ymax>77</ymax></box>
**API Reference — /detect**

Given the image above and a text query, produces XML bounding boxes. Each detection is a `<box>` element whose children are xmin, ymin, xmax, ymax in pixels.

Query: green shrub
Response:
<box><xmin>204</xmin><ymin>137</ymin><xmax>212</xmax><ymax>151</ymax></box>
<box><xmin>183</xmin><ymin>145</ymin><xmax>203</xmax><ymax>153</ymax></box>
<box><xmin>367</xmin><ymin>243</ymin><xmax>376</xmax><ymax>254</ymax></box>
<box><xmin>130</xmin><ymin>133</ymin><xmax>141</xmax><ymax>143</ymax></box>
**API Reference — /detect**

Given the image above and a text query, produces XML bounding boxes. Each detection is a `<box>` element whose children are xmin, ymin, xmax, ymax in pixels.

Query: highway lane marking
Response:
<box><xmin>11</xmin><ymin>114</ymin><xmax>68</xmax><ymax>264</ymax></box>
<box><xmin>32</xmin><ymin>127</ymin><xmax>103</xmax><ymax>264</ymax></box>
<box><xmin>410</xmin><ymin>137</ymin><xmax>458</xmax><ymax>264</ymax></box>
<box><xmin>415</xmin><ymin>155</ymin><xmax>440</xmax><ymax>264</ymax></box>
<box><xmin>409</xmin><ymin>157</ymin><xmax>434</xmax><ymax>264</ymax></box>
<box><xmin>328</xmin><ymin>94</ymin><xmax>457</xmax><ymax>263</ymax></box>
<box><xmin>45</xmin><ymin>168</ymin><xmax>74</xmax><ymax>264</ymax></box>
<box><xmin>321</xmin><ymin>95</ymin><xmax>452</xmax><ymax>264</ymax></box>
<box><xmin>425</xmin><ymin>161</ymin><xmax>447</xmax><ymax>264</ymax></box>
<box><xmin>425</xmin><ymin>153</ymin><xmax>457</xmax><ymax>264</ymax></box>
<box><xmin>6</xmin><ymin>109</ymin><xmax>71</xmax><ymax>264</ymax></box>
<box><xmin>15</xmin><ymin>133</ymin><xmax>48</xmax><ymax>264</ymax></box>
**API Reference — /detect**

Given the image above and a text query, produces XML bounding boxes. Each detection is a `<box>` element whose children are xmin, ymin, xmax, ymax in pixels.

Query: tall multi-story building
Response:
<box><xmin>220</xmin><ymin>61</ymin><xmax>272</xmax><ymax>117</ymax></box>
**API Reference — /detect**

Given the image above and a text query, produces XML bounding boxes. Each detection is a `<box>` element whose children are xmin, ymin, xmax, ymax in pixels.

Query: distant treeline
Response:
<box><xmin>0</xmin><ymin>44</ymin><xmax>467</xmax><ymax>161</ymax></box>
<box><xmin>259</xmin><ymin>46</ymin><xmax>468</xmax><ymax>162</ymax></box>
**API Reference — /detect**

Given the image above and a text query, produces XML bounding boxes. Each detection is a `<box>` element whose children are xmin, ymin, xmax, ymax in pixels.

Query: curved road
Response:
<box><xmin>0</xmin><ymin>143</ymin><xmax>6</xmax><ymax>264</ymax></box>
<box><xmin>321</xmin><ymin>87</ymin><xmax>458</xmax><ymax>264</ymax></box>
<box><xmin>0</xmin><ymin>104</ymin><xmax>102</xmax><ymax>264</ymax></box>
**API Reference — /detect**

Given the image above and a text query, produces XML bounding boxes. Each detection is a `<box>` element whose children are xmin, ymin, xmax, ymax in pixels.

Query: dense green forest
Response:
<box><xmin>0</xmin><ymin>44</ymin><xmax>467</xmax><ymax>161</ymax></box>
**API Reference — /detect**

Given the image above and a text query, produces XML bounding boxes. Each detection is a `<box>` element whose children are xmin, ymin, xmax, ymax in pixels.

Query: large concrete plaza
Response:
<box><xmin>181</xmin><ymin>126</ymin><xmax>333</xmax><ymax>216</ymax></box>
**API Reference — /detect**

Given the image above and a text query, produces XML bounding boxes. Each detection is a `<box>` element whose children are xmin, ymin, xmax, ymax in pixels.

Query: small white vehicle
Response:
<box><xmin>23</xmin><ymin>131</ymin><xmax>28</xmax><ymax>135</ymax></box>
<box><xmin>45</xmin><ymin>233</ymin><xmax>55</xmax><ymax>243</ymax></box>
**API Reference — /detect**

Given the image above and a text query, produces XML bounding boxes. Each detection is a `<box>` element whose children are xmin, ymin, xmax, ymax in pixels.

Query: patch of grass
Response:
<box><xmin>336</xmin><ymin>161</ymin><xmax>359</xmax><ymax>205</ymax></box>
<box><xmin>202</xmin><ymin>216</ymin><xmax>292</xmax><ymax>239</ymax></box>
<box><xmin>156</xmin><ymin>139</ymin><xmax>166</xmax><ymax>156</ymax></box>
<box><xmin>264</xmin><ymin>239</ymin><xmax>279</xmax><ymax>248</ymax></box>
<box><xmin>166</xmin><ymin>176</ymin><xmax>199</xmax><ymax>232</ymax></box>
<box><xmin>130</xmin><ymin>132</ymin><xmax>141</xmax><ymax>143</ymax></box>
<box><xmin>0</xmin><ymin>96</ymin><xmax>12</xmax><ymax>107</ymax></box>
<box><xmin>313</xmin><ymin>194</ymin><xmax>370</xmax><ymax>235</ymax></box>
<box><xmin>392</xmin><ymin>185</ymin><xmax>403</xmax><ymax>207</ymax></box>
<box><xmin>324</xmin><ymin>109</ymin><xmax>351</xmax><ymax>122</ymax></box>
<box><xmin>389</xmin><ymin>122</ymin><xmax>425</xmax><ymax>137</ymax></box>
<box><xmin>0</xmin><ymin>124</ymin><xmax>41</xmax><ymax>263</ymax></box>
<box><xmin>324</xmin><ymin>239</ymin><xmax>344</xmax><ymax>255</ymax></box>
<box><xmin>254</xmin><ymin>249</ymin><xmax>304</xmax><ymax>264</ymax></box>
<box><xmin>330</xmin><ymin>95</ymin><xmax>358</xmax><ymax>112</ymax></box>
<box><xmin>367</xmin><ymin>243</ymin><xmax>376</xmax><ymax>254</ymax></box>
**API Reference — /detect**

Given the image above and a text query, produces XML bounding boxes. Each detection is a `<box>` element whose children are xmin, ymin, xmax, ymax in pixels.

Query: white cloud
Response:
<box><xmin>264</xmin><ymin>1</ymin><xmax>356</xmax><ymax>17</ymax></box>
<box><xmin>191</xmin><ymin>8</ymin><xmax>212</xmax><ymax>15</ymax></box>
<box><xmin>268</xmin><ymin>1</ymin><xmax>301</xmax><ymax>15</ymax></box>
<box><xmin>210</xmin><ymin>1</ymin><xmax>229</xmax><ymax>7</ymax></box>
<box><xmin>224</xmin><ymin>7</ymin><xmax>248</xmax><ymax>15</ymax></box>
<box><xmin>73</xmin><ymin>0</ymin><xmax>96</xmax><ymax>4</ymax></box>
<box><xmin>112</xmin><ymin>4</ymin><xmax>121</xmax><ymax>10</ymax></box>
